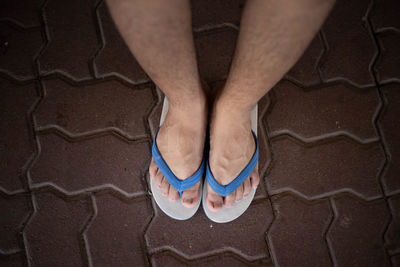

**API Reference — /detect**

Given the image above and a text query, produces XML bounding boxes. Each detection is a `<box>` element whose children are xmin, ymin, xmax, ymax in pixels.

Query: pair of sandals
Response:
<box><xmin>150</xmin><ymin>97</ymin><xmax>258</xmax><ymax>223</ymax></box>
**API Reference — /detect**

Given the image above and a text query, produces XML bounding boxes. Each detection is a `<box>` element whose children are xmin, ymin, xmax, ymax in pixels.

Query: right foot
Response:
<box><xmin>149</xmin><ymin>92</ymin><xmax>207</xmax><ymax>208</ymax></box>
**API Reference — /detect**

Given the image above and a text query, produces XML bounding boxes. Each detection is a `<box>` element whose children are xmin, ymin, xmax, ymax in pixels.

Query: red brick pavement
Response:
<box><xmin>1</xmin><ymin>0</ymin><xmax>399</xmax><ymax>266</ymax></box>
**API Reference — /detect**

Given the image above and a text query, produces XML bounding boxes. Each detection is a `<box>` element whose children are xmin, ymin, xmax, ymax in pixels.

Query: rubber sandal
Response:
<box><xmin>150</xmin><ymin>96</ymin><xmax>204</xmax><ymax>220</ymax></box>
<box><xmin>202</xmin><ymin>104</ymin><xmax>258</xmax><ymax>223</ymax></box>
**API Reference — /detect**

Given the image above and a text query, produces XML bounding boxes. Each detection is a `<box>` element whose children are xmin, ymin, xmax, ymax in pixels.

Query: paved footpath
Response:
<box><xmin>1</xmin><ymin>0</ymin><xmax>399</xmax><ymax>266</ymax></box>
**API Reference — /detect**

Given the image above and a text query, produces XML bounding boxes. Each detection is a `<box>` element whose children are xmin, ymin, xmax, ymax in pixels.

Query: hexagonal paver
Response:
<box><xmin>24</xmin><ymin>191</ymin><xmax>91</xmax><ymax>266</ymax></box>
<box><xmin>267</xmin><ymin>81</ymin><xmax>379</xmax><ymax>141</ymax></box>
<box><xmin>195</xmin><ymin>27</ymin><xmax>237</xmax><ymax>83</ymax></box>
<box><xmin>0</xmin><ymin>253</ymin><xmax>25</xmax><ymax>267</ymax></box>
<box><xmin>380</xmin><ymin>83</ymin><xmax>400</xmax><ymax>194</ymax></box>
<box><xmin>320</xmin><ymin>0</ymin><xmax>376</xmax><ymax>86</ymax></box>
<box><xmin>267</xmin><ymin>137</ymin><xmax>384</xmax><ymax>199</ymax></box>
<box><xmin>268</xmin><ymin>194</ymin><xmax>332</xmax><ymax>266</ymax></box>
<box><xmin>0</xmin><ymin>22</ymin><xmax>42</xmax><ymax>79</ymax></box>
<box><xmin>39</xmin><ymin>0</ymin><xmax>98</xmax><ymax>79</ymax></box>
<box><xmin>375</xmin><ymin>31</ymin><xmax>400</xmax><ymax>83</ymax></box>
<box><xmin>30</xmin><ymin>133</ymin><xmax>150</xmax><ymax>194</ymax></box>
<box><xmin>87</xmin><ymin>194</ymin><xmax>152</xmax><ymax>266</ymax></box>
<box><xmin>35</xmin><ymin>79</ymin><xmax>154</xmax><ymax>138</ymax></box>
<box><xmin>0</xmin><ymin>192</ymin><xmax>31</xmax><ymax>252</ymax></box>
<box><xmin>328</xmin><ymin>195</ymin><xmax>390</xmax><ymax>266</ymax></box>
<box><xmin>0</xmin><ymin>79</ymin><xmax>38</xmax><ymax>192</ymax></box>
<box><xmin>93</xmin><ymin>1</ymin><xmax>148</xmax><ymax>84</ymax></box>
<box><xmin>146</xmin><ymin>199</ymin><xmax>272</xmax><ymax>260</ymax></box>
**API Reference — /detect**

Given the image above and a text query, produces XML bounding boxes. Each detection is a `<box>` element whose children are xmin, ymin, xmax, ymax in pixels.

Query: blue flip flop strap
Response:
<box><xmin>206</xmin><ymin>130</ymin><xmax>259</xmax><ymax>197</ymax></box>
<box><xmin>152</xmin><ymin>129</ymin><xmax>204</xmax><ymax>196</ymax></box>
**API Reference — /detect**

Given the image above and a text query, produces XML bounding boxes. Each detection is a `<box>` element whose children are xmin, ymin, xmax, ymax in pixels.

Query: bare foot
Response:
<box><xmin>206</xmin><ymin>100</ymin><xmax>260</xmax><ymax>212</ymax></box>
<box><xmin>149</xmin><ymin>92</ymin><xmax>207</xmax><ymax>208</ymax></box>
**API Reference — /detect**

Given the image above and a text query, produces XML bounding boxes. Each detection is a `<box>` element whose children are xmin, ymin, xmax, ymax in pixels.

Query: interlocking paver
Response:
<box><xmin>87</xmin><ymin>194</ymin><xmax>152</xmax><ymax>266</ymax></box>
<box><xmin>93</xmin><ymin>1</ymin><xmax>148</xmax><ymax>84</ymax></box>
<box><xmin>191</xmin><ymin>0</ymin><xmax>244</xmax><ymax>29</ymax></box>
<box><xmin>328</xmin><ymin>195</ymin><xmax>390</xmax><ymax>266</ymax></box>
<box><xmin>267</xmin><ymin>137</ymin><xmax>384</xmax><ymax>199</ymax></box>
<box><xmin>0</xmin><ymin>193</ymin><xmax>31</xmax><ymax>252</ymax></box>
<box><xmin>35</xmin><ymin>79</ymin><xmax>154</xmax><ymax>138</ymax></box>
<box><xmin>0</xmin><ymin>0</ymin><xmax>42</xmax><ymax>27</ymax></box>
<box><xmin>268</xmin><ymin>194</ymin><xmax>332</xmax><ymax>266</ymax></box>
<box><xmin>24</xmin><ymin>191</ymin><xmax>91</xmax><ymax>266</ymax></box>
<box><xmin>30</xmin><ymin>133</ymin><xmax>149</xmax><ymax>194</ymax></box>
<box><xmin>380</xmin><ymin>84</ymin><xmax>400</xmax><ymax>194</ymax></box>
<box><xmin>151</xmin><ymin>252</ymin><xmax>272</xmax><ymax>267</ymax></box>
<box><xmin>0</xmin><ymin>253</ymin><xmax>24</xmax><ymax>267</ymax></box>
<box><xmin>392</xmin><ymin>255</ymin><xmax>400</xmax><ymax>266</ymax></box>
<box><xmin>267</xmin><ymin>81</ymin><xmax>379</xmax><ymax>140</ymax></box>
<box><xmin>370</xmin><ymin>0</ymin><xmax>400</xmax><ymax>30</ymax></box>
<box><xmin>386</xmin><ymin>195</ymin><xmax>400</xmax><ymax>254</ymax></box>
<box><xmin>195</xmin><ymin>27</ymin><xmax>237</xmax><ymax>83</ymax></box>
<box><xmin>0</xmin><ymin>79</ymin><xmax>38</xmax><ymax>192</ymax></box>
<box><xmin>39</xmin><ymin>0</ymin><xmax>97</xmax><ymax>79</ymax></box>
<box><xmin>146</xmin><ymin>199</ymin><xmax>272</xmax><ymax>260</ymax></box>
<box><xmin>320</xmin><ymin>0</ymin><xmax>376</xmax><ymax>86</ymax></box>
<box><xmin>286</xmin><ymin>36</ymin><xmax>323</xmax><ymax>86</ymax></box>
<box><xmin>0</xmin><ymin>22</ymin><xmax>42</xmax><ymax>79</ymax></box>
<box><xmin>375</xmin><ymin>31</ymin><xmax>400</xmax><ymax>83</ymax></box>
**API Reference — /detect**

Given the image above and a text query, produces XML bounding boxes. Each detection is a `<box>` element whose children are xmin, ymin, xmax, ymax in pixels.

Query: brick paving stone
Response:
<box><xmin>24</xmin><ymin>191</ymin><xmax>91</xmax><ymax>266</ymax></box>
<box><xmin>35</xmin><ymin>79</ymin><xmax>154</xmax><ymax>138</ymax></box>
<box><xmin>0</xmin><ymin>253</ymin><xmax>24</xmax><ymax>267</ymax></box>
<box><xmin>146</xmin><ymin>199</ymin><xmax>272</xmax><ymax>259</ymax></box>
<box><xmin>386</xmin><ymin>195</ymin><xmax>400</xmax><ymax>254</ymax></box>
<box><xmin>370</xmin><ymin>0</ymin><xmax>400</xmax><ymax>30</ymax></box>
<box><xmin>0</xmin><ymin>0</ymin><xmax>42</xmax><ymax>27</ymax></box>
<box><xmin>87</xmin><ymin>194</ymin><xmax>152</xmax><ymax>266</ymax></box>
<box><xmin>392</xmin><ymin>254</ymin><xmax>400</xmax><ymax>266</ymax></box>
<box><xmin>328</xmin><ymin>195</ymin><xmax>390</xmax><ymax>266</ymax></box>
<box><xmin>258</xmin><ymin>94</ymin><xmax>272</xmax><ymax>180</ymax></box>
<box><xmin>268</xmin><ymin>194</ymin><xmax>332</xmax><ymax>266</ymax></box>
<box><xmin>375</xmin><ymin>31</ymin><xmax>400</xmax><ymax>83</ymax></box>
<box><xmin>0</xmin><ymin>22</ymin><xmax>42</xmax><ymax>79</ymax></box>
<box><xmin>93</xmin><ymin>2</ymin><xmax>148</xmax><ymax>84</ymax></box>
<box><xmin>191</xmin><ymin>0</ymin><xmax>244</xmax><ymax>29</ymax></box>
<box><xmin>0</xmin><ymin>193</ymin><xmax>31</xmax><ymax>252</ymax></box>
<box><xmin>267</xmin><ymin>81</ymin><xmax>379</xmax><ymax>140</ymax></box>
<box><xmin>380</xmin><ymin>84</ymin><xmax>400</xmax><ymax>194</ymax></box>
<box><xmin>151</xmin><ymin>252</ymin><xmax>272</xmax><ymax>267</ymax></box>
<box><xmin>30</xmin><ymin>134</ymin><xmax>149</xmax><ymax>194</ymax></box>
<box><xmin>195</xmin><ymin>27</ymin><xmax>237</xmax><ymax>83</ymax></box>
<box><xmin>286</xmin><ymin>36</ymin><xmax>323</xmax><ymax>86</ymax></box>
<box><xmin>320</xmin><ymin>0</ymin><xmax>376</xmax><ymax>86</ymax></box>
<box><xmin>39</xmin><ymin>0</ymin><xmax>98</xmax><ymax>79</ymax></box>
<box><xmin>267</xmin><ymin>137</ymin><xmax>384</xmax><ymax>199</ymax></box>
<box><xmin>0</xmin><ymin>79</ymin><xmax>38</xmax><ymax>192</ymax></box>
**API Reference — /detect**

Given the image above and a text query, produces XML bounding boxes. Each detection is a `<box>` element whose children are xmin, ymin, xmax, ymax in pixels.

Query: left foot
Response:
<box><xmin>206</xmin><ymin>100</ymin><xmax>260</xmax><ymax>212</ymax></box>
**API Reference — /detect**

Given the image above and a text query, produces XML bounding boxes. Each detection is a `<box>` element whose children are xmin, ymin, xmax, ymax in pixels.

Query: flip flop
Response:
<box><xmin>150</xmin><ymin>97</ymin><xmax>204</xmax><ymax>220</ymax></box>
<box><xmin>202</xmin><ymin>104</ymin><xmax>258</xmax><ymax>223</ymax></box>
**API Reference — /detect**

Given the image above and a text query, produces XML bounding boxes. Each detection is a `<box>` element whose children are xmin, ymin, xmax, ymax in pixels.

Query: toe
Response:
<box><xmin>243</xmin><ymin>178</ymin><xmax>251</xmax><ymax>198</ymax></box>
<box><xmin>160</xmin><ymin>177</ymin><xmax>170</xmax><ymax>196</ymax></box>
<box><xmin>149</xmin><ymin>159</ymin><xmax>158</xmax><ymax>179</ymax></box>
<box><xmin>168</xmin><ymin>186</ymin><xmax>179</xmax><ymax>202</ymax></box>
<box><xmin>206</xmin><ymin>184</ymin><xmax>223</xmax><ymax>212</ymax></box>
<box><xmin>235</xmin><ymin>184</ymin><xmax>244</xmax><ymax>202</ymax></box>
<box><xmin>154</xmin><ymin>169</ymin><xmax>163</xmax><ymax>189</ymax></box>
<box><xmin>224</xmin><ymin>191</ymin><xmax>236</xmax><ymax>207</ymax></box>
<box><xmin>181</xmin><ymin>181</ymin><xmax>200</xmax><ymax>208</ymax></box>
<box><xmin>250</xmin><ymin>165</ymin><xmax>260</xmax><ymax>189</ymax></box>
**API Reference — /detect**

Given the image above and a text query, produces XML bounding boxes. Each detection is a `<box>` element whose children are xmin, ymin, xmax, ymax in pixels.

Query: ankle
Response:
<box><xmin>214</xmin><ymin>95</ymin><xmax>253</xmax><ymax>120</ymax></box>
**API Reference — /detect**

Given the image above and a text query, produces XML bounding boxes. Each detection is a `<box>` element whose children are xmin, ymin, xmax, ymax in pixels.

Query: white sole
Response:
<box><xmin>202</xmin><ymin>104</ymin><xmax>258</xmax><ymax>223</ymax></box>
<box><xmin>149</xmin><ymin>96</ymin><xmax>202</xmax><ymax>220</ymax></box>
